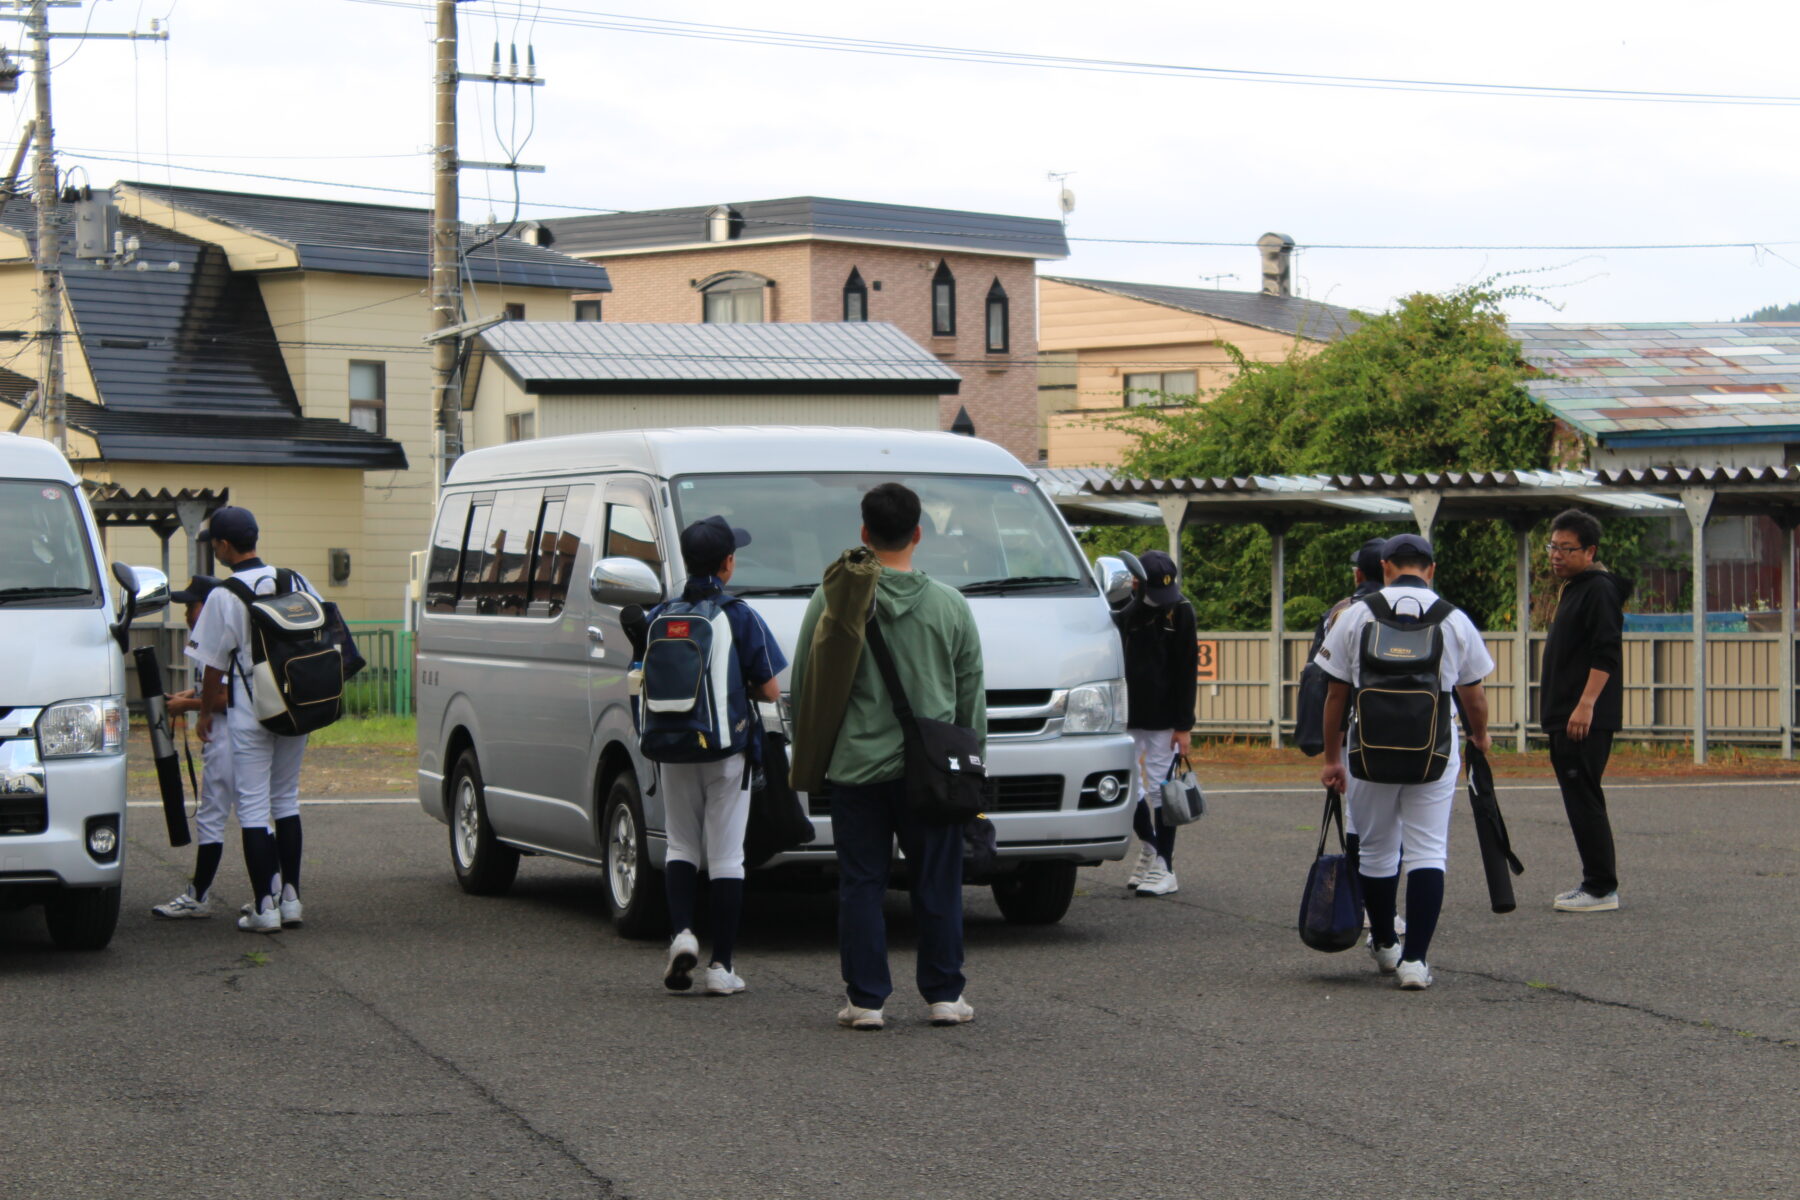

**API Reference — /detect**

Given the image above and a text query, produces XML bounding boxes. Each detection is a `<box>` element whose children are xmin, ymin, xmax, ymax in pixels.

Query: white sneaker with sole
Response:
<box><xmin>1395</xmin><ymin>959</ymin><xmax>1434</xmax><ymax>990</ymax></box>
<box><xmin>279</xmin><ymin>896</ymin><xmax>304</xmax><ymax>928</ymax></box>
<box><xmin>664</xmin><ymin>929</ymin><xmax>699</xmax><ymax>991</ymax></box>
<box><xmin>1126</xmin><ymin>843</ymin><xmax>1157</xmax><ymax>890</ymax></box>
<box><xmin>1136</xmin><ymin>860</ymin><xmax>1179</xmax><ymax>896</ymax></box>
<box><xmin>703</xmin><ymin>964</ymin><xmax>745</xmax><ymax>995</ymax></box>
<box><xmin>1368</xmin><ymin>936</ymin><xmax>1402</xmax><ymax>975</ymax></box>
<box><xmin>928</xmin><ymin>996</ymin><xmax>975</xmax><ymax>1026</ymax></box>
<box><xmin>152</xmin><ymin>887</ymin><xmax>212</xmax><ymax>919</ymax></box>
<box><xmin>837</xmin><ymin>1002</ymin><xmax>885</xmax><ymax>1031</ymax></box>
<box><xmin>1553</xmin><ymin>886</ymin><xmax>1619</xmax><ymax>913</ymax></box>
<box><xmin>237</xmin><ymin>898</ymin><xmax>281</xmax><ymax>934</ymax></box>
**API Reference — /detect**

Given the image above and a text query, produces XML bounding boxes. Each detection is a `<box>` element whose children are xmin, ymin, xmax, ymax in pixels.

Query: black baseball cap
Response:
<box><xmin>198</xmin><ymin>505</ymin><xmax>258</xmax><ymax>546</ymax></box>
<box><xmin>1137</xmin><ymin>549</ymin><xmax>1182</xmax><ymax>605</ymax></box>
<box><xmin>679</xmin><ymin>514</ymin><xmax>751</xmax><ymax>572</ymax></box>
<box><xmin>1350</xmin><ymin>537</ymin><xmax>1386</xmax><ymax>578</ymax></box>
<box><xmin>1381</xmin><ymin>533</ymin><xmax>1435</xmax><ymax>563</ymax></box>
<box><xmin>169</xmin><ymin>574</ymin><xmax>221</xmax><ymax>604</ymax></box>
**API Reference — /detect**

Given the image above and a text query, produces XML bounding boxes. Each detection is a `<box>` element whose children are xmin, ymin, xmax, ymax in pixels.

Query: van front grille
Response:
<box><xmin>0</xmin><ymin>796</ymin><xmax>48</xmax><ymax>836</ymax></box>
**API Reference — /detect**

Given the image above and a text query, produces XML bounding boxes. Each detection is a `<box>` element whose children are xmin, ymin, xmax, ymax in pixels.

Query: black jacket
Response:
<box><xmin>1306</xmin><ymin>579</ymin><xmax>1382</xmax><ymax>661</ymax></box>
<box><xmin>1540</xmin><ymin>567</ymin><xmax>1632</xmax><ymax>733</ymax></box>
<box><xmin>1113</xmin><ymin>594</ymin><xmax>1197</xmax><ymax>732</ymax></box>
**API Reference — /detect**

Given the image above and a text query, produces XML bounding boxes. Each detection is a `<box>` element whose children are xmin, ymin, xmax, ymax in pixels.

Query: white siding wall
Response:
<box><xmin>536</xmin><ymin>393</ymin><xmax>939</xmax><ymax>438</ymax></box>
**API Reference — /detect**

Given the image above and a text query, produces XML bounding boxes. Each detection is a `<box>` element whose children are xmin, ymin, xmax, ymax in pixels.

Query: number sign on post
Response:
<box><xmin>1195</xmin><ymin>639</ymin><xmax>1220</xmax><ymax>683</ymax></box>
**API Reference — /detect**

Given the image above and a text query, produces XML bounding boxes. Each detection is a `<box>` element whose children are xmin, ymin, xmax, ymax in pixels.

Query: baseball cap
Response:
<box><xmin>198</xmin><ymin>505</ymin><xmax>258</xmax><ymax>546</ymax></box>
<box><xmin>1350</xmin><ymin>537</ymin><xmax>1386</xmax><ymax>579</ymax></box>
<box><xmin>1137</xmin><ymin>549</ymin><xmax>1182</xmax><ymax>606</ymax></box>
<box><xmin>169</xmin><ymin>574</ymin><xmax>221</xmax><ymax>605</ymax></box>
<box><xmin>1381</xmin><ymin>533</ymin><xmax>1435</xmax><ymax>563</ymax></box>
<box><xmin>679</xmin><ymin>514</ymin><xmax>751</xmax><ymax>572</ymax></box>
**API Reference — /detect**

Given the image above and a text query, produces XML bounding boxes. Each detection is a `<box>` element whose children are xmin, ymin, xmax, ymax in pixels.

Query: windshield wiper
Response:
<box><xmin>957</xmin><ymin>575</ymin><xmax>1086</xmax><ymax>596</ymax></box>
<box><xmin>729</xmin><ymin>584</ymin><xmax>820</xmax><ymax>597</ymax></box>
<box><xmin>0</xmin><ymin>586</ymin><xmax>92</xmax><ymax>603</ymax></box>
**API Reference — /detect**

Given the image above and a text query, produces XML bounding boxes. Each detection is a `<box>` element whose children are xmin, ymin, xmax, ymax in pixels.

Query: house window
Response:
<box><xmin>984</xmin><ymin>279</ymin><xmax>1009</xmax><ymax>354</ymax></box>
<box><xmin>931</xmin><ymin>261</ymin><xmax>955</xmax><ymax>336</ymax></box>
<box><xmin>1123</xmin><ymin>371</ymin><xmax>1199</xmax><ymax>407</ymax></box>
<box><xmin>573</xmin><ymin>298</ymin><xmax>602</xmax><ymax>322</ymax></box>
<box><xmin>348</xmin><ymin>361</ymin><xmax>385</xmax><ymax>434</ymax></box>
<box><xmin>843</xmin><ymin>268</ymin><xmax>868</xmax><ymax>322</ymax></box>
<box><xmin>504</xmin><ymin>302</ymin><xmax>526</xmax><ymax>322</ymax></box>
<box><xmin>700</xmin><ymin>273</ymin><xmax>767</xmax><ymax>323</ymax></box>
<box><xmin>506</xmin><ymin>412</ymin><xmax>535</xmax><ymax>442</ymax></box>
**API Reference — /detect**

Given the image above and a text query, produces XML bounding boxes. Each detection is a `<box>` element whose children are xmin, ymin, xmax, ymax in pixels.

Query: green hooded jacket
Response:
<box><xmin>790</xmin><ymin>556</ymin><xmax>986</xmax><ymax>788</ymax></box>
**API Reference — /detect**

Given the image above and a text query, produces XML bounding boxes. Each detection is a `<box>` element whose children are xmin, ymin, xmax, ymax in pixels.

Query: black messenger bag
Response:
<box><xmin>863</xmin><ymin>617</ymin><xmax>986</xmax><ymax>826</ymax></box>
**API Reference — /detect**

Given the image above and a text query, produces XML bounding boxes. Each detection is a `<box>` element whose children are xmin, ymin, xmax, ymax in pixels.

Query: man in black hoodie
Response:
<box><xmin>1540</xmin><ymin>509</ymin><xmax>1633</xmax><ymax>913</ymax></box>
<box><xmin>1112</xmin><ymin>550</ymin><xmax>1198</xmax><ymax>897</ymax></box>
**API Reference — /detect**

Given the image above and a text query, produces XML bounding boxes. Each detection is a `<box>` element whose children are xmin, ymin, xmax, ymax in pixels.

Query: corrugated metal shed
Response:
<box><xmin>119</xmin><ymin>182</ymin><xmax>612</xmax><ymax>292</ymax></box>
<box><xmin>538</xmin><ymin>196</ymin><xmax>1069</xmax><ymax>260</ymax></box>
<box><xmin>1043</xmin><ymin>276</ymin><xmax>1361</xmax><ymax>342</ymax></box>
<box><xmin>1514</xmin><ymin>321</ymin><xmax>1800</xmax><ymax>446</ymax></box>
<box><xmin>476</xmin><ymin>321</ymin><xmax>963</xmax><ymax>395</ymax></box>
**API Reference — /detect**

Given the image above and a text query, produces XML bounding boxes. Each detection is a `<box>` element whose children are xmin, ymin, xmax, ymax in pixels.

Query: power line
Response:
<box><xmin>338</xmin><ymin>0</ymin><xmax>1800</xmax><ymax>108</ymax></box>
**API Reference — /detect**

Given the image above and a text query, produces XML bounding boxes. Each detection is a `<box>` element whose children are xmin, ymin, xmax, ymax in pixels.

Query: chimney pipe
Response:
<box><xmin>1258</xmin><ymin>232</ymin><xmax>1295</xmax><ymax>297</ymax></box>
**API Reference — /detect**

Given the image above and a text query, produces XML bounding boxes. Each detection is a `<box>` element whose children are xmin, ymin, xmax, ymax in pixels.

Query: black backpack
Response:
<box><xmin>1295</xmin><ymin>594</ymin><xmax>1361</xmax><ymax>757</ymax></box>
<box><xmin>223</xmin><ymin>569</ymin><xmax>356</xmax><ymax>736</ymax></box>
<box><xmin>1347</xmin><ymin>592</ymin><xmax>1456</xmax><ymax>784</ymax></box>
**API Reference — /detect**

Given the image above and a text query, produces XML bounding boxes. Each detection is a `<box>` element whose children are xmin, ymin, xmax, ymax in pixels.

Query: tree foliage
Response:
<box><xmin>1738</xmin><ymin>300</ymin><xmax>1800</xmax><ymax>322</ymax></box>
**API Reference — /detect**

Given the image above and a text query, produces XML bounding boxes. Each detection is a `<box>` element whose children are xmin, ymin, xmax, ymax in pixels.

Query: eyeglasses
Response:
<box><xmin>1544</xmin><ymin>542</ymin><xmax>1589</xmax><ymax>557</ymax></box>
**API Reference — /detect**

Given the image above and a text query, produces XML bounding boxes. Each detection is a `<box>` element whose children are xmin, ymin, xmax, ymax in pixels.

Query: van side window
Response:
<box><xmin>605</xmin><ymin>502</ymin><xmax>660</xmax><ymax>569</ymax></box>
<box><xmin>426</xmin><ymin>493</ymin><xmax>472</xmax><ymax>614</ymax></box>
<box><xmin>531</xmin><ymin>483</ymin><xmax>593</xmax><ymax>618</ymax></box>
<box><xmin>487</xmin><ymin>487</ymin><xmax>544</xmax><ymax>616</ymax></box>
<box><xmin>457</xmin><ymin>499</ymin><xmax>495</xmax><ymax>615</ymax></box>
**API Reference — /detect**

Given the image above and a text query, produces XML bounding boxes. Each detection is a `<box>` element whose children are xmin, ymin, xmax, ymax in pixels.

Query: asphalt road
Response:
<box><xmin>2</xmin><ymin>777</ymin><xmax>1795</xmax><ymax>1200</ymax></box>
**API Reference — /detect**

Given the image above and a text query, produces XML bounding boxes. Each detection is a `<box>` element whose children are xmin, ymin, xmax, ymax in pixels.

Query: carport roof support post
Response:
<box><xmin>1681</xmin><ymin>487</ymin><xmax>1716</xmax><ymax>765</ymax></box>
<box><xmin>1267</xmin><ymin>520</ymin><xmax>1289</xmax><ymax>747</ymax></box>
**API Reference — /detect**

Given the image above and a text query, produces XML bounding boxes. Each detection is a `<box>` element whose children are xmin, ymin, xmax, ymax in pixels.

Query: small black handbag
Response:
<box><xmin>742</xmin><ymin>715</ymin><xmax>815</xmax><ymax>869</ymax></box>
<box><xmin>1297</xmin><ymin>789</ymin><xmax>1365</xmax><ymax>953</ymax></box>
<box><xmin>863</xmin><ymin>617</ymin><xmax>987</xmax><ymax>826</ymax></box>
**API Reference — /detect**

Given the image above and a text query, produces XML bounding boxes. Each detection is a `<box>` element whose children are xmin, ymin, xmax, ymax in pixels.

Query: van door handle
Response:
<box><xmin>586</xmin><ymin>626</ymin><xmax>605</xmax><ymax>642</ymax></box>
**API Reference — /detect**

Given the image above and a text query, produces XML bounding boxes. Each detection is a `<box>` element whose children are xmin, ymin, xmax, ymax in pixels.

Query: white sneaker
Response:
<box><xmin>279</xmin><ymin>896</ymin><xmax>304</xmax><ymax>928</ymax></box>
<box><xmin>703</xmin><ymin>964</ymin><xmax>745</xmax><ymax>995</ymax></box>
<box><xmin>1135</xmin><ymin>860</ymin><xmax>1179</xmax><ymax>896</ymax></box>
<box><xmin>1126</xmin><ymin>843</ymin><xmax>1158</xmax><ymax>890</ymax></box>
<box><xmin>837</xmin><ymin>1001</ymin><xmax>885</xmax><ymax>1031</ymax></box>
<box><xmin>1368</xmin><ymin>936</ymin><xmax>1402</xmax><ymax>975</ymax></box>
<box><xmin>1553</xmin><ymin>886</ymin><xmax>1619</xmax><ymax>913</ymax></box>
<box><xmin>237</xmin><ymin>898</ymin><xmax>281</xmax><ymax>934</ymax></box>
<box><xmin>152</xmin><ymin>887</ymin><xmax>212</xmax><ymax>919</ymax></box>
<box><xmin>1396</xmin><ymin>959</ymin><xmax>1434</xmax><ymax>990</ymax></box>
<box><xmin>664</xmin><ymin>930</ymin><xmax>699</xmax><ymax>991</ymax></box>
<box><xmin>928</xmin><ymin>996</ymin><xmax>975</xmax><ymax>1026</ymax></box>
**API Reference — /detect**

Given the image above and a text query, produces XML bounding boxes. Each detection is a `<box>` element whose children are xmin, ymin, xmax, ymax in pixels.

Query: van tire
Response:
<box><xmin>45</xmin><ymin>885</ymin><xmax>121</xmax><ymax>950</ymax></box>
<box><xmin>991</xmin><ymin>862</ymin><xmax>1077</xmax><ymax>925</ymax></box>
<box><xmin>602</xmin><ymin>771</ymin><xmax>667</xmax><ymax>940</ymax></box>
<box><xmin>449</xmin><ymin>749</ymin><xmax>519</xmax><ymax>895</ymax></box>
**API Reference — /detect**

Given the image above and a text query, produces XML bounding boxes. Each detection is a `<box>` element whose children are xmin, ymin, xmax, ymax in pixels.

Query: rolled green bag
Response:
<box><xmin>789</xmin><ymin>546</ymin><xmax>881</xmax><ymax>794</ymax></box>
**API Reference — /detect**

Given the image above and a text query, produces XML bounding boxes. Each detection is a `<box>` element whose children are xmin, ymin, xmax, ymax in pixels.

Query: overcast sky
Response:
<box><xmin>24</xmin><ymin>0</ymin><xmax>1800</xmax><ymax>323</ymax></box>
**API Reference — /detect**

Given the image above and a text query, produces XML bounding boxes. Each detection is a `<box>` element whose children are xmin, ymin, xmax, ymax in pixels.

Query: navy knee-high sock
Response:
<box><xmin>241</xmin><ymin>827</ymin><xmax>280</xmax><ymax>906</ymax></box>
<box><xmin>1132</xmin><ymin>800</ymin><xmax>1155</xmax><ymax>845</ymax></box>
<box><xmin>1402</xmin><ymin>868</ymin><xmax>1445</xmax><ymax>963</ymax></box>
<box><xmin>708</xmin><ymin>877</ymin><xmax>744</xmax><ymax>970</ymax></box>
<box><xmin>274</xmin><ymin>815</ymin><xmax>303</xmax><ymax>897</ymax></box>
<box><xmin>191</xmin><ymin>841</ymin><xmax>224</xmax><ymax>901</ymax></box>
<box><xmin>664</xmin><ymin>859</ymin><xmax>699</xmax><ymax>936</ymax></box>
<box><xmin>1154</xmin><ymin>812</ymin><xmax>1177</xmax><ymax>869</ymax></box>
<box><xmin>1360</xmin><ymin>871</ymin><xmax>1400</xmax><ymax>948</ymax></box>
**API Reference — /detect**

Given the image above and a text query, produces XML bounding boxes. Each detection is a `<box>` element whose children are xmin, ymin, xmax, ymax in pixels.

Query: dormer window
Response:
<box><xmin>697</xmin><ymin>270</ymin><xmax>769</xmax><ymax>323</ymax></box>
<box><xmin>931</xmin><ymin>261</ymin><xmax>955</xmax><ymax>336</ymax></box>
<box><xmin>706</xmin><ymin>205</ymin><xmax>743</xmax><ymax>243</ymax></box>
<box><xmin>843</xmin><ymin>268</ymin><xmax>868</xmax><ymax>322</ymax></box>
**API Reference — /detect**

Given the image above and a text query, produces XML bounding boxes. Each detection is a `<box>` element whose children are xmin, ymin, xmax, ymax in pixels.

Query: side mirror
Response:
<box><xmin>1093</xmin><ymin>555</ymin><xmax>1135</xmax><ymax>608</ymax></box>
<box><xmin>111</xmin><ymin>561</ymin><xmax>139</xmax><ymax>615</ymax></box>
<box><xmin>125</xmin><ymin>565</ymin><xmax>170</xmax><ymax>616</ymax></box>
<box><xmin>1118</xmin><ymin>549</ymin><xmax>1146</xmax><ymax>581</ymax></box>
<box><xmin>589</xmin><ymin>556</ymin><xmax>664</xmax><ymax>607</ymax></box>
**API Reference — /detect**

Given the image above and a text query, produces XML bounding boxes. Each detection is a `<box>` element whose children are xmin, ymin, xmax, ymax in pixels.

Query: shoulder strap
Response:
<box><xmin>221</xmin><ymin>577</ymin><xmax>257</xmax><ymax>607</ymax></box>
<box><xmin>275</xmin><ymin>567</ymin><xmax>295</xmax><ymax>594</ymax></box>
<box><xmin>1421</xmin><ymin>597</ymin><xmax>1455</xmax><ymax>626</ymax></box>
<box><xmin>862</xmin><ymin>616</ymin><xmax>919</xmax><ymax>732</ymax></box>
<box><xmin>1363</xmin><ymin>592</ymin><xmax>1395</xmax><ymax>621</ymax></box>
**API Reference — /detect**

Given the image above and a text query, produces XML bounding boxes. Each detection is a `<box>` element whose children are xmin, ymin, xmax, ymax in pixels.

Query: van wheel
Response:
<box><xmin>991</xmin><ymin>862</ymin><xmax>1077</xmax><ymax>925</ymax></box>
<box><xmin>603</xmin><ymin>771</ymin><xmax>667</xmax><ymax>940</ymax></box>
<box><xmin>450</xmin><ymin>749</ymin><xmax>518</xmax><ymax>895</ymax></box>
<box><xmin>45</xmin><ymin>885</ymin><xmax>121</xmax><ymax>950</ymax></box>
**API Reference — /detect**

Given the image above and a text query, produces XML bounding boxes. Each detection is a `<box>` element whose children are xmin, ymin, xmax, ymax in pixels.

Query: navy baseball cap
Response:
<box><xmin>679</xmin><ymin>514</ymin><xmax>750</xmax><ymax>571</ymax></box>
<box><xmin>169</xmin><ymin>574</ymin><xmax>221</xmax><ymax>604</ymax></box>
<box><xmin>1137</xmin><ymin>549</ymin><xmax>1182</xmax><ymax>605</ymax></box>
<box><xmin>198</xmin><ymin>506</ymin><xmax>258</xmax><ymax>546</ymax></box>
<box><xmin>1350</xmin><ymin>537</ymin><xmax>1386</xmax><ymax>578</ymax></box>
<box><xmin>1381</xmin><ymin>533</ymin><xmax>1435</xmax><ymax>563</ymax></box>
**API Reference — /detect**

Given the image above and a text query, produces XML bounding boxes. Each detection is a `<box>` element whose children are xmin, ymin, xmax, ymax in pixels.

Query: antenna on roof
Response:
<box><xmin>1198</xmin><ymin>273</ymin><xmax>1237</xmax><ymax>289</ymax></box>
<box><xmin>1047</xmin><ymin>171</ymin><xmax>1076</xmax><ymax>225</ymax></box>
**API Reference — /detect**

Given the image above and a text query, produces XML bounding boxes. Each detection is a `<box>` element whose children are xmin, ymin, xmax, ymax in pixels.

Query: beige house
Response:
<box><xmin>1039</xmin><ymin>267</ymin><xmax>1358</xmax><ymax>468</ymax></box>
<box><xmin>0</xmin><ymin>183</ymin><xmax>610</xmax><ymax>619</ymax></box>
<box><xmin>464</xmin><ymin>321</ymin><xmax>958</xmax><ymax>446</ymax></box>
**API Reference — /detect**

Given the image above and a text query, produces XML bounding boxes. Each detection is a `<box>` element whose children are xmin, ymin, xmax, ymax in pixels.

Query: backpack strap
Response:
<box><xmin>220</xmin><ymin>577</ymin><xmax>257</xmax><ymax>608</ymax></box>
<box><xmin>1363</xmin><ymin>592</ymin><xmax>1395</xmax><ymax>622</ymax></box>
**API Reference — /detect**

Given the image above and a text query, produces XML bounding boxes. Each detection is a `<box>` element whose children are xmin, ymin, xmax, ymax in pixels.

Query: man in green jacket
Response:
<box><xmin>790</xmin><ymin>482</ymin><xmax>986</xmax><ymax>1031</ymax></box>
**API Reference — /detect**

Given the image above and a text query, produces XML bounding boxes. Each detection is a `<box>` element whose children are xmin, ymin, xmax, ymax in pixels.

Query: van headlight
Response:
<box><xmin>1063</xmin><ymin>679</ymin><xmax>1126</xmax><ymax>734</ymax></box>
<box><xmin>38</xmin><ymin>696</ymin><xmax>127</xmax><ymax>757</ymax></box>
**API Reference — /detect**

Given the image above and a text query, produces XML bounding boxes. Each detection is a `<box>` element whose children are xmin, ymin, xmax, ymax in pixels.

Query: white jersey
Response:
<box><xmin>187</xmin><ymin>564</ymin><xmax>320</xmax><ymax>719</ymax></box>
<box><xmin>1312</xmin><ymin>581</ymin><xmax>1494</xmax><ymax>692</ymax></box>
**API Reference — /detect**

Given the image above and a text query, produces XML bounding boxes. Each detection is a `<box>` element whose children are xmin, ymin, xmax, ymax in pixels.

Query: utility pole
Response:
<box><xmin>4</xmin><ymin>1</ymin><xmax>166</xmax><ymax>455</ymax></box>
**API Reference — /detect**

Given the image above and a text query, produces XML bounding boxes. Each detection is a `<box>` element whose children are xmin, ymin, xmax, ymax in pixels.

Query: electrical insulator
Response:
<box><xmin>508</xmin><ymin>44</ymin><xmax>518</xmax><ymax>78</ymax></box>
<box><xmin>526</xmin><ymin>45</ymin><xmax>537</xmax><ymax>80</ymax></box>
<box><xmin>490</xmin><ymin>41</ymin><xmax>501</xmax><ymax>77</ymax></box>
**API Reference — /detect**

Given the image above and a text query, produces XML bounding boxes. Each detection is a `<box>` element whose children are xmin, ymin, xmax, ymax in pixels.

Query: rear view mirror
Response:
<box><xmin>1092</xmin><ymin>556</ymin><xmax>1135</xmax><ymax>608</ymax></box>
<box><xmin>124</xmin><ymin>565</ymin><xmax>170</xmax><ymax>616</ymax></box>
<box><xmin>589</xmin><ymin>557</ymin><xmax>664</xmax><ymax>607</ymax></box>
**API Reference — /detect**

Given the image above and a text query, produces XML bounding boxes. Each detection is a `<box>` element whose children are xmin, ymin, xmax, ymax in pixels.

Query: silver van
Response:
<box><xmin>415</xmin><ymin>427</ymin><xmax>1135</xmax><ymax>935</ymax></box>
<box><xmin>1</xmin><ymin>433</ymin><xmax>168</xmax><ymax>949</ymax></box>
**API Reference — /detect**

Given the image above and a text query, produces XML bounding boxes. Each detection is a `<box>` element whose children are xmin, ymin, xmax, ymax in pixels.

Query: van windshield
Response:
<box><xmin>0</xmin><ymin>480</ymin><xmax>101</xmax><ymax>607</ymax></box>
<box><xmin>670</xmin><ymin>472</ymin><xmax>1094</xmax><ymax>597</ymax></box>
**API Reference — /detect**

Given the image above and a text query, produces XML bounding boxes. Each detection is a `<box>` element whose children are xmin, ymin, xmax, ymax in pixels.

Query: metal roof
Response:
<box><xmin>1513</xmin><ymin>322</ymin><xmax>1800</xmax><ymax>446</ymax></box>
<box><xmin>1043</xmin><ymin>276</ymin><xmax>1361</xmax><ymax>342</ymax></box>
<box><xmin>536</xmin><ymin>196</ymin><xmax>1070</xmax><ymax>260</ymax></box>
<box><xmin>62</xmin><ymin>397</ymin><xmax>407</xmax><ymax>469</ymax></box>
<box><xmin>476</xmin><ymin>321</ymin><xmax>963</xmax><ymax>395</ymax></box>
<box><xmin>119</xmin><ymin>182</ymin><xmax>612</xmax><ymax>292</ymax></box>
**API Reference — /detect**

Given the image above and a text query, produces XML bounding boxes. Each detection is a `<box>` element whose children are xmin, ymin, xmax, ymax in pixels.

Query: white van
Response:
<box><xmin>415</xmin><ymin>427</ymin><xmax>1136</xmax><ymax>935</ymax></box>
<box><xmin>1</xmin><ymin>433</ymin><xmax>168</xmax><ymax>949</ymax></box>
